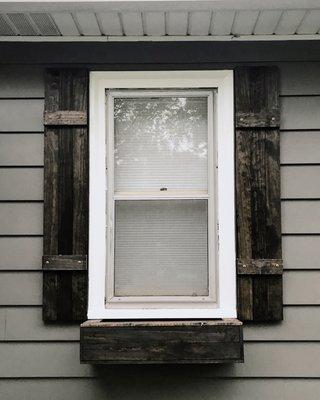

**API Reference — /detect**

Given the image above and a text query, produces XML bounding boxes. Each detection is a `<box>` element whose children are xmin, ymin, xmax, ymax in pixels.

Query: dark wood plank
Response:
<box><xmin>42</xmin><ymin>255</ymin><xmax>87</xmax><ymax>271</ymax></box>
<box><xmin>80</xmin><ymin>319</ymin><xmax>243</xmax><ymax>364</ymax></box>
<box><xmin>237</xmin><ymin>259</ymin><xmax>283</xmax><ymax>275</ymax></box>
<box><xmin>235</xmin><ymin>67</ymin><xmax>280</xmax><ymax>128</ymax></box>
<box><xmin>235</xmin><ymin>66</ymin><xmax>282</xmax><ymax>322</ymax></box>
<box><xmin>44</xmin><ymin>111</ymin><xmax>87</xmax><ymax>126</ymax></box>
<box><xmin>43</xmin><ymin>69</ymin><xmax>88</xmax><ymax>323</ymax></box>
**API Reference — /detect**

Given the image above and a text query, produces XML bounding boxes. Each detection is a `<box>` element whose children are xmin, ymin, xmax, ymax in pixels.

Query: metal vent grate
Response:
<box><xmin>7</xmin><ymin>13</ymin><xmax>38</xmax><ymax>35</ymax></box>
<box><xmin>30</xmin><ymin>13</ymin><xmax>61</xmax><ymax>36</ymax></box>
<box><xmin>0</xmin><ymin>14</ymin><xmax>15</xmax><ymax>35</ymax></box>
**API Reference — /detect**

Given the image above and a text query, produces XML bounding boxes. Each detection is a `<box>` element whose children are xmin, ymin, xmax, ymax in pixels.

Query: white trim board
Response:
<box><xmin>88</xmin><ymin>70</ymin><xmax>236</xmax><ymax>319</ymax></box>
<box><xmin>1</xmin><ymin>34</ymin><xmax>320</xmax><ymax>42</ymax></box>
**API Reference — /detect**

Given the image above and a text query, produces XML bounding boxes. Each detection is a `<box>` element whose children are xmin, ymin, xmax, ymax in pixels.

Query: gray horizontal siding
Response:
<box><xmin>0</xmin><ymin>237</ymin><xmax>42</xmax><ymax>270</ymax></box>
<box><xmin>281</xmin><ymin>97</ymin><xmax>320</xmax><ymax>130</ymax></box>
<box><xmin>0</xmin><ymin>60</ymin><xmax>320</xmax><ymax>387</ymax></box>
<box><xmin>0</xmin><ymin>168</ymin><xmax>43</xmax><ymax>200</ymax></box>
<box><xmin>0</xmin><ymin>100</ymin><xmax>43</xmax><ymax>132</ymax></box>
<box><xmin>283</xmin><ymin>236</ymin><xmax>320</xmax><ymax>269</ymax></box>
<box><xmin>281</xmin><ymin>131</ymin><xmax>320</xmax><ymax>164</ymax></box>
<box><xmin>282</xmin><ymin>201</ymin><xmax>320</xmax><ymax>234</ymax></box>
<box><xmin>1</xmin><ymin>378</ymin><xmax>320</xmax><ymax>400</ymax></box>
<box><xmin>0</xmin><ymin>305</ymin><xmax>319</xmax><ymax>342</ymax></box>
<box><xmin>1</xmin><ymin>342</ymin><xmax>320</xmax><ymax>377</ymax></box>
<box><xmin>0</xmin><ymin>134</ymin><xmax>43</xmax><ymax>166</ymax></box>
<box><xmin>281</xmin><ymin>166</ymin><xmax>320</xmax><ymax>199</ymax></box>
<box><xmin>0</xmin><ymin>271</ymin><xmax>317</xmax><ymax>306</ymax></box>
<box><xmin>0</xmin><ymin>66</ymin><xmax>44</xmax><ymax>98</ymax></box>
<box><xmin>0</xmin><ymin>203</ymin><xmax>42</xmax><ymax>235</ymax></box>
<box><xmin>0</xmin><ymin>235</ymin><xmax>317</xmax><ymax>271</ymax></box>
<box><xmin>1</xmin><ymin>200</ymin><xmax>319</xmax><ymax>236</ymax></box>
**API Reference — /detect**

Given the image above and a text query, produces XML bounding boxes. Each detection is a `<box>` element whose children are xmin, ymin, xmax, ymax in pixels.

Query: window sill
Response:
<box><xmin>80</xmin><ymin>318</ymin><xmax>243</xmax><ymax>364</ymax></box>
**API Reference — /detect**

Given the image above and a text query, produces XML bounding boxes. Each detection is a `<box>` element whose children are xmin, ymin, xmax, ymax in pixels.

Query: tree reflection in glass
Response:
<box><xmin>114</xmin><ymin>96</ymin><xmax>208</xmax><ymax>192</ymax></box>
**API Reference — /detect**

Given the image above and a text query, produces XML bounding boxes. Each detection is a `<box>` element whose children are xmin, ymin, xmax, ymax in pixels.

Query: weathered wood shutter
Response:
<box><xmin>235</xmin><ymin>66</ymin><xmax>283</xmax><ymax>321</ymax></box>
<box><xmin>42</xmin><ymin>69</ymin><xmax>89</xmax><ymax>322</ymax></box>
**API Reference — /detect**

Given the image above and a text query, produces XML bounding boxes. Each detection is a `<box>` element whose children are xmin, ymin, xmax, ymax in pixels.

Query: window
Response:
<box><xmin>89</xmin><ymin>71</ymin><xmax>236</xmax><ymax>319</ymax></box>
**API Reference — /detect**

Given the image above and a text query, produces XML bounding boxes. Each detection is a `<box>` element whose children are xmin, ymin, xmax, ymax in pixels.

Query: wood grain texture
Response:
<box><xmin>235</xmin><ymin>66</ymin><xmax>282</xmax><ymax>322</ymax></box>
<box><xmin>43</xmin><ymin>69</ymin><xmax>88</xmax><ymax>323</ymax></box>
<box><xmin>80</xmin><ymin>319</ymin><xmax>243</xmax><ymax>364</ymax></box>
<box><xmin>235</xmin><ymin>67</ymin><xmax>280</xmax><ymax>128</ymax></box>
<box><xmin>44</xmin><ymin>111</ymin><xmax>87</xmax><ymax>126</ymax></box>
<box><xmin>237</xmin><ymin>259</ymin><xmax>283</xmax><ymax>275</ymax></box>
<box><xmin>42</xmin><ymin>255</ymin><xmax>87</xmax><ymax>271</ymax></box>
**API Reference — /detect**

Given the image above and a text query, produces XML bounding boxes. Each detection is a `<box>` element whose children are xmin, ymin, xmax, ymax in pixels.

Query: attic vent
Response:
<box><xmin>0</xmin><ymin>15</ymin><xmax>15</xmax><ymax>35</ymax></box>
<box><xmin>30</xmin><ymin>13</ymin><xmax>61</xmax><ymax>36</ymax></box>
<box><xmin>7</xmin><ymin>13</ymin><xmax>38</xmax><ymax>35</ymax></box>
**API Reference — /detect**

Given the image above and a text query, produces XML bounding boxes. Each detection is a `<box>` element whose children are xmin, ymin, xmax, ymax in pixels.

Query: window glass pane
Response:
<box><xmin>114</xmin><ymin>200</ymin><xmax>208</xmax><ymax>297</ymax></box>
<box><xmin>114</xmin><ymin>96</ymin><xmax>208</xmax><ymax>191</ymax></box>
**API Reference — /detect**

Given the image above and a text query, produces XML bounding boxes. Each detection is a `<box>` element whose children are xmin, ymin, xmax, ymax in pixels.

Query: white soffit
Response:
<box><xmin>0</xmin><ymin>1</ymin><xmax>320</xmax><ymax>41</ymax></box>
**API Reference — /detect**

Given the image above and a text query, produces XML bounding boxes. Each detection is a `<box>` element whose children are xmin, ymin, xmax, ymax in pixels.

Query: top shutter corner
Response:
<box><xmin>235</xmin><ymin>66</ymin><xmax>280</xmax><ymax>129</ymax></box>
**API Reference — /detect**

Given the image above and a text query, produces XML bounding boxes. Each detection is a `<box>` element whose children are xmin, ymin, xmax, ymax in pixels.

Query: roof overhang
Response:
<box><xmin>1</xmin><ymin>1</ymin><xmax>320</xmax><ymax>41</ymax></box>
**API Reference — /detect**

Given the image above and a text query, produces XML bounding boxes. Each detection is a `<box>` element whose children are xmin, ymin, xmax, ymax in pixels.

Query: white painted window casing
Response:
<box><xmin>88</xmin><ymin>71</ymin><xmax>236</xmax><ymax>319</ymax></box>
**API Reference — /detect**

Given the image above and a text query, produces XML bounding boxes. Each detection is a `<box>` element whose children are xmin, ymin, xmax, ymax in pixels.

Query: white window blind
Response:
<box><xmin>114</xmin><ymin>199</ymin><xmax>208</xmax><ymax>296</ymax></box>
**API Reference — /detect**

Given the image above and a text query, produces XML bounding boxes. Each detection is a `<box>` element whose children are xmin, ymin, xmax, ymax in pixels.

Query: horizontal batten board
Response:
<box><xmin>1</xmin><ymin>307</ymin><xmax>79</xmax><ymax>341</ymax></box>
<box><xmin>275</xmin><ymin>10</ymin><xmax>306</xmax><ymax>35</ymax></box>
<box><xmin>74</xmin><ymin>12</ymin><xmax>100</xmax><ymax>36</ymax></box>
<box><xmin>283</xmin><ymin>235</ymin><xmax>320</xmax><ymax>269</ymax></box>
<box><xmin>188</xmin><ymin>11</ymin><xmax>212</xmax><ymax>36</ymax></box>
<box><xmin>1</xmin><ymin>305</ymin><xmax>318</xmax><ymax>342</ymax></box>
<box><xmin>254</xmin><ymin>10</ymin><xmax>282</xmax><ymax>35</ymax></box>
<box><xmin>282</xmin><ymin>201</ymin><xmax>320</xmax><ymax>234</ymax></box>
<box><xmin>281</xmin><ymin>131</ymin><xmax>320</xmax><ymax>164</ymax></box>
<box><xmin>0</xmin><ymin>271</ymin><xmax>316</xmax><ymax>306</ymax></box>
<box><xmin>244</xmin><ymin>306</ymin><xmax>320</xmax><ymax>341</ymax></box>
<box><xmin>280</xmin><ymin>62</ymin><xmax>320</xmax><ymax>95</ymax></box>
<box><xmin>284</xmin><ymin>271</ymin><xmax>320</xmax><ymax>305</ymax></box>
<box><xmin>50</xmin><ymin>12</ymin><xmax>79</xmax><ymax>36</ymax></box>
<box><xmin>98</xmin><ymin>12</ymin><xmax>122</xmax><ymax>36</ymax></box>
<box><xmin>281</xmin><ymin>166</ymin><xmax>320</xmax><ymax>198</ymax></box>
<box><xmin>0</xmin><ymin>272</ymin><xmax>41</xmax><ymax>305</ymax></box>
<box><xmin>0</xmin><ymin>134</ymin><xmax>43</xmax><ymax>166</ymax></box>
<box><xmin>0</xmin><ymin>66</ymin><xmax>44</xmax><ymax>97</ymax></box>
<box><xmin>0</xmin><ymin>168</ymin><xmax>43</xmax><ymax>200</ymax></box>
<box><xmin>1</xmin><ymin>379</ymin><xmax>320</xmax><ymax>400</ymax></box>
<box><xmin>281</xmin><ymin>97</ymin><xmax>320</xmax><ymax>130</ymax></box>
<box><xmin>297</xmin><ymin>10</ymin><xmax>320</xmax><ymax>34</ymax></box>
<box><xmin>121</xmin><ymin>11</ymin><xmax>143</xmax><ymax>36</ymax></box>
<box><xmin>0</xmin><ymin>203</ymin><xmax>42</xmax><ymax>235</ymax></box>
<box><xmin>0</xmin><ymin>237</ymin><xmax>42</xmax><ymax>269</ymax></box>
<box><xmin>1</xmin><ymin>342</ymin><xmax>320</xmax><ymax>377</ymax></box>
<box><xmin>0</xmin><ymin>99</ymin><xmax>43</xmax><ymax>131</ymax></box>
<box><xmin>143</xmin><ymin>12</ymin><xmax>165</xmax><ymax>36</ymax></box>
<box><xmin>166</xmin><ymin>11</ymin><xmax>188</xmax><ymax>35</ymax></box>
<box><xmin>232</xmin><ymin>10</ymin><xmax>259</xmax><ymax>35</ymax></box>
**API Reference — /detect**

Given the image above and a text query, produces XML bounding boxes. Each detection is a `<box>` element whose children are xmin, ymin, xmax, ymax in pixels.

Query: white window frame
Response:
<box><xmin>88</xmin><ymin>71</ymin><xmax>236</xmax><ymax>320</ymax></box>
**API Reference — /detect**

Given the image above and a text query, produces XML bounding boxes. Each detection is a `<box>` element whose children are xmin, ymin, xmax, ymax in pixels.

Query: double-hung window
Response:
<box><xmin>89</xmin><ymin>71</ymin><xmax>236</xmax><ymax>319</ymax></box>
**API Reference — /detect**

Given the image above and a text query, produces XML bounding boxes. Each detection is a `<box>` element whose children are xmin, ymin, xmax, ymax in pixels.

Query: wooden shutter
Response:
<box><xmin>42</xmin><ymin>69</ymin><xmax>89</xmax><ymax>322</ymax></box>
<box><xmin>235</xmin><ymin>66</ymin><xmax>283</xmax><ymax>322</ymax></box>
